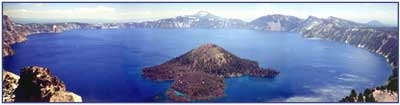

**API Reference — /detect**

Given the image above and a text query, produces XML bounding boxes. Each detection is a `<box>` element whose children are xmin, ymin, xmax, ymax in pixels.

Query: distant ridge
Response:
<box><xmin>366</xmin><ymin>20</ymin><xmax>387</xmax><ymax>27</ymax></box>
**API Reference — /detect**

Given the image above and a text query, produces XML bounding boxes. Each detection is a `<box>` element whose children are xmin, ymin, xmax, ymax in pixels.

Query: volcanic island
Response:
<box><xmin>143</xmin><ymin>44</ymin><xmax>280</xmax><ymax>102</ymax></box>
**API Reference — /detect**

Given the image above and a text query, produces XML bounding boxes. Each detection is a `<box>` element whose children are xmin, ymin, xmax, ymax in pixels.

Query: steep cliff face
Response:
<box><xmin>22</xmin><ymin>22</ymin><xmax>91</xmax><ymax>34</ymax></box>
<box><xmin>296</xmin><ymin>16</ymin><xmax>398</xmax><ymax>72</ymax></box>
<box><xmin>12</xmin><ymin>66</ymin><xmax>82</xmax><ymax>102</ymax></box>
<box><xmin>2</xmin><ymin>16</ymin><xmax>28</xmax><ymax>57</ymax></box>
<box><xmin>2</xmin><ymin>15</ymin><xmax>94</xmax><ymax>57</ymax></box>
<box><xmin>303</xmin><ymin>27</ymin><xmax>398</xmax><ymax>67</ymax></box>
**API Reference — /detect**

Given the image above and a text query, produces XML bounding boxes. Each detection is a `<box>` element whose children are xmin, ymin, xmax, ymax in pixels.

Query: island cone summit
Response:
<box><xmin>143</xmin><ymin>44</ymin><xmax>279</xmax><ymax>80</ymax></box>
<box><xmin>143</xmin><ymin>44</ymin><xmax>279</xmax><ymax>102</ymax></box>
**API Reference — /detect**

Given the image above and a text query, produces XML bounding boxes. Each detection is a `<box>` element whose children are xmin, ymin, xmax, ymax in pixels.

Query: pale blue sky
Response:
<box><xmin>3</xmin><ymin>3</ymin><xmax>398</xmax><ymax>25</ymax></box>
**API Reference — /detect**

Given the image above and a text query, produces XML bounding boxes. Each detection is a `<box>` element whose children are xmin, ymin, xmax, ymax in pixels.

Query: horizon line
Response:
<box><xmin>3</xmin><ymin>12</ymin><xmax>396</xmax><ymax>26</ymax></box>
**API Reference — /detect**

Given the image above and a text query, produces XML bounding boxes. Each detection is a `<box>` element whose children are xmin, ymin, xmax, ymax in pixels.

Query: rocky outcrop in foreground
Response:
<box><xmin>143</xmin><ymin>44</ymin><xmax>279</xmax><ymax>102</ymax></box>
<box><xmin>2</xmin><ymin>70</ymin><xmax>20</xmax><ymax>102</ymax></box>
<box><xmin>372</xmin><ymin>89</ymin><xmax>398</xmax><ymax>102</ymax></box>
<box><xmin>340</xmin><ymin>87</ymin><xmax>398</xmax><ymax>102</ymax></box>
<box><xmin>2</xmin><ymin>66</ymin><xmax>82</xmax><ymax>102</ymax></box>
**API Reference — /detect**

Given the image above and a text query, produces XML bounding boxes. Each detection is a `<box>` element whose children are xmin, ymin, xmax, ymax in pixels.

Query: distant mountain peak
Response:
<box><xmin>366</xmin><ymin>20</ymin><xmax>386</xmax><ymax>27</ymax></box>
<box><xmin>327</xmin><ymin>16</ymin><xmax>356</xmax><ymax>22</ymax></box>
<box><xmin>191</xmin><ymin>11</ymin><xmax>221</xmax><ymax>19</ymax></box>
<box><xmin>327</xmin><ymin>16</ymin><xmax>337</xmax><ymax>19</ymax></box>
<box><xmin>257</xmin><ymin>14</ymin><xmax>291</xmax><ymax>18</ymax></box>
<box><xmin>195</xmin><ymin>11</ymin><xmax>211</xmax><ymax>17</ymax></box>
<box><xmin>324</xmin><ymin>16</ymin><xmax>366</xmax><ymax>27</ymax></box>
<box><xmin>306</xmin><ymin>16</ymin><xmax>321</xmax><ymax>20</ymax></box>
<box><xmin>327</xmin><ymin>16</ymin><xmax>346</xmax><ymax>21</ymax></box>
<box><xmin>263</xmin><ymin>14</ymin><xmax>283</xmax><ymax>17</ymax></box>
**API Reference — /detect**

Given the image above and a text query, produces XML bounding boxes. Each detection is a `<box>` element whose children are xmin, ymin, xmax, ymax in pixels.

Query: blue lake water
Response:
<box><xmin>3</xmin><ymin>29</ymin><xmax>391</xmax><ymax>102</ymax></box>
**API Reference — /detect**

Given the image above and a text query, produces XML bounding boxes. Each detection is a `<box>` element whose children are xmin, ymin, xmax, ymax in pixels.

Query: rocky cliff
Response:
<box><xmin>340</xmin><ymin>87</ymin><xmax>398</xmax><ymax>102</ymax></box>
<box><xmin>143</xmin><ymin>44</ymin><xmax>279</xmax><ymax>101</ymax></box>
<box><xmin>296</xmin><ymin>16</ymin><xmax>398</xmax><ymax>70</ymax></box>
<box><xmin>2</xmin><ymin>66</ymin><xmax>82</xmax><ymax>102</ymax></box>
<box><xmin>2</xmin><ymin>15</ymin><xmax>93</xmax><ymax>57</ymax></box>
<box><xmin>2</xmin><ymin>70</ymin><xmax>20</xmax><ymax>102</ymax></box>
<box><xmin>3</xmin><ymin>15</ymin><xmax>28</xmax><ymax>57</ymax></box>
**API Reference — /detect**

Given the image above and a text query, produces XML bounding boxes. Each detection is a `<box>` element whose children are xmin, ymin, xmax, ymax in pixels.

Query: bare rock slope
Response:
<box><xmin>2</xmin><ymin>66</ymin><xmax>82</xmax><ymax>102</ymax></box>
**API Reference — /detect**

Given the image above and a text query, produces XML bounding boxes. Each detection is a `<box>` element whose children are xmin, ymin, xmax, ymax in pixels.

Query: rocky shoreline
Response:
<box><xmin>3</xmin><ymin>66</ymin><xmax>82</xmax><ymax>102</ymax></box>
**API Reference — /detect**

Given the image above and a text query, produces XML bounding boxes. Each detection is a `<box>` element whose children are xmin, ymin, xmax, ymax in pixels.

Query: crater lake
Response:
<box><xmin>3</xmin><ymin>28</ymin><xmax>391</xmax><ymax>102</ymax></box>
